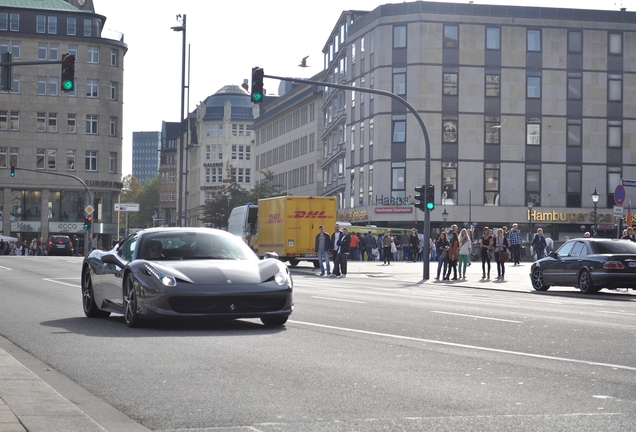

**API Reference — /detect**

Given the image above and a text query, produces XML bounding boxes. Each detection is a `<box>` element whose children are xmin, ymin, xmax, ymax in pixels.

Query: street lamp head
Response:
<box><xmin>527</xmin><ymin>199</ymin><xmax>534</xmax><ymax>210</ymax></box>
<box><xmin>442</xmin><ymin>208</ymin><xmax>448</xmax><ymax>222</ymax></box>
<box><xmin>171</xmin><ymin>25</ymin><xmax>184</xmax><ymax>32</ymax></box>
<box><xmin>591</xmin><ymin>187</ymin><xmax>599</xmax><ymax>204</ymax></box>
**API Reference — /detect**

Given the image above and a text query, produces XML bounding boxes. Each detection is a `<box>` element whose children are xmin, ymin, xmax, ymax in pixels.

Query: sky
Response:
<box><xmin>91</xmin><ymin>0</ymin><xmax>634</xmax><ymax>176</ymax></box>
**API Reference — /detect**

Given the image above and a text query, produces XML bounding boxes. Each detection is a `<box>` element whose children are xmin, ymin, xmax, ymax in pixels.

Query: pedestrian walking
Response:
<box><xmin>508</xmin><ymin>223</ymin><xmax>522</xmax><ymax>265</ymax></box>
<box><xmin>435</xmin><ymin>231</ymin><xmax>449</xmax><ymax>280</ymax></box>
<box><xmin>480</xmin><ymin>227</ymin><xmax>493</xmax><ymax>279</ymax></box>
<box><xmin>400</xmin><ymin>231</ymin><xmax>410</xmax><ymax>261</ymax></box>
<box><xmin>29</xmin><ymin>238</ymin><xmax>37</xmax><ymax>256</ymax></box>
<box><xmin>458</xmin><ymin>228</ymin><xmax>470</xmax><ymax>279</ymax></box>
<box><xmin>335</xmin><ymin>227</ymin><xmax>351</xmax><ymax>278</ymax></box>
<box><xmin>532</xmin><ymin>228</ymin><xmax>547</xmax><ymax>260</ymax></box>
<box><xmin>314</xmin><ymin>225</ymin><xmax>332</xmax><ymax>276</ymax></box>
<box><xmin>409</xmin><ymin>229</ymin><xmax>420</xmax><ymax>262</ymax></box>
<box><xmin>363</xmin><ymin>231</ymin><xmax>377</xmax><ymax>261</ymax></box>
<box><xmin>493</xmin><ymin>228</ymin><xmax>509</xmax><ymax>280</ymax></box>
<box><xmin>444</xmin><ymin>231</ymin><xmax>460</xmax><ymax>280</ymax></box>
<box><xmin>382</xmin><ymin>229</ymin><xmax>394</xmax><ymax>265</ymax></box>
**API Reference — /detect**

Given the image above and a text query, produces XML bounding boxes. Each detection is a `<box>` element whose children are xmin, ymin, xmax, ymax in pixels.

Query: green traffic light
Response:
<box><xmin>426</xmin><ymin>202</ymin><xmax>434</xmax><ymax>211</ymax></box>
<box><xmin>10</xmin><ymin>166</ymin><xmax>14</xmax><ymax>177</ymax></box>
<box><xmin>252</xmin><ymin>92</ymin><xmax>263</xmax><ymax>102</ymax></box>
<box><xmin>62</xmin><ymin>80</ymin><xmax>73</xmax><ymax>91</ymax></box>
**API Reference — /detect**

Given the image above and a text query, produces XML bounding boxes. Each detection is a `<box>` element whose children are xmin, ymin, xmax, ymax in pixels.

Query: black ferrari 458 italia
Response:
<box><xmin>530</xmin><ymin>238</ymin><xmax>636</xmax><ymax>294</ymax></box>
<box><xmin>81</xmin><ymin>228</ymin><xmax>293</xmax><ymax>327</ymax></box>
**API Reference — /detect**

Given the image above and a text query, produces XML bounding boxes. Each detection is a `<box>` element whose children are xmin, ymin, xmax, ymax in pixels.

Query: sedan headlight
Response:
<box><xmin>144</xmin><ymin>264</ymin><xmax>176</xmax><ymax>287</ymax></box>
<box><xmin>274</xmin><ymin>270</ymin><xmax>289</xmax><ymax>286</ymax></box>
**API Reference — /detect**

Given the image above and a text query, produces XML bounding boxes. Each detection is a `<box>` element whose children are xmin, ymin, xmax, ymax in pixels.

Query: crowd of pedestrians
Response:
<box><xmin>0</xmin><ymin>237</ymin><xmax>43</xmax><ymax>256</ymax></box>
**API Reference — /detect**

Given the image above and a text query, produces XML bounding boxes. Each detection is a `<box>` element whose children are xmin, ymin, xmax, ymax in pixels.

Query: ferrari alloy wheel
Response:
<box><xmin>531</xmin><ymin>268</ymin><xmax>550</xmax><ymax>291</ymax></box>
<box><xmin>261</xmin><ymin>315</ymin><xmax>289</xmax><ymax>326</ymax></box>
<box><xmin>578</xmin><ymin>270</ymin><xmax>598</xmax><ymax>294</ymax></box>
<box><xmin>82</xmin><ymin>267</ymin><xmax>110</xmax><ymax>318</ymax></box>
<box><xmin>124</xmin><ymin>274</ymin><xmax>141</xmax><ymax>327</ymax></box>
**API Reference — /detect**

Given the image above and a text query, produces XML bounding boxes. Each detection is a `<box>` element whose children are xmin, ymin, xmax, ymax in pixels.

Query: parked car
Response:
<box><xmin>81</xmin><ymin>227</ymin><xmax>293</xmax><ymax>327</ymax></box>
<box><xmin>530</xmin><ymin>238</ymin><xmax>636</xmax><ymax>293</ymax></box>
<box><xmin>47</xmin><ymin>235</ymin><xmax>73</xmax><ymax>256</ymax></box>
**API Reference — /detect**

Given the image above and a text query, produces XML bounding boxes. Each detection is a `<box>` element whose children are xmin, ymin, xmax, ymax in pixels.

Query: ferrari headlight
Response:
<box><xmin>274</xmin><ymin>271</ymin><xmax>288</xmax><ymax>286</ymax></box>
<box><xmin>144</xmin><ymin>264</ymin><xmax>176</xmax><ymax>287</ymax></box>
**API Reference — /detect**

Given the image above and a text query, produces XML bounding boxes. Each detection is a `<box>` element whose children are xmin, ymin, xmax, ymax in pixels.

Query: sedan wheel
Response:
<box><xmin>261</xmin><ymin>315</ymin><xmax>289</xmax><ymax>326</ymax></box>
<box><xmin>82</xmin><ymin>267</ymin><xmax>110</xmax><ymax>318</ymax></box>
<box><xmin>531</xmin><ymin>268</ymin><xmax>550</xmax><ymax>291</ymax></box>
<box><xmin>123</xmin><ymin>274</ymin><xmax>142</xmax><ymax>327</ymax></box>
<box><xmin>578</xmin><ymin>270</ymin><xmax>598</xmax><ymax>294</ymax></box>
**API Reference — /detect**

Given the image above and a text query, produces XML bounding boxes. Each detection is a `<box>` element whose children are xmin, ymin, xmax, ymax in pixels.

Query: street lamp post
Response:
<box><xmin>442</xmin><ymin>208</ymin><xmax>448</xmax><ymax>233</ymax></box>
<box><xmin>172</xmin><ymin>14</ymin><xmax>186</xmax><ymax>227</ymax></box>
<box><xmin>592</xmin><ymin>188</ymin><xmax>599</xmax><ymax>237</ymax></box>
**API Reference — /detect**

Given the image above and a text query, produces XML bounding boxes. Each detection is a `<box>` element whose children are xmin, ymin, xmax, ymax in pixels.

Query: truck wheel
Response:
<box><xmin>288</xmin><ymin>259</ymin><xmax>299</xmax><ymax>267</ymax></box>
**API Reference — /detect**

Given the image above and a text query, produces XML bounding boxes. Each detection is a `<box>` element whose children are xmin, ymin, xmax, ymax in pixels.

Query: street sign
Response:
<box><xmin>622</xmin><ymin>179</ymin><xmax>636</xmax><ymax>187</ymax></box>
<box><xmin>615</xmin><ymin>184</ymin><xmax>626</xmax><ymax>206</ymax></box>
<box><xmin>613</xmin><ymin>205</ymin><xmax>624</xmax><ymax>217</ymax></box>
<box><xmin>84</xmin><ymin>205</ymin><xmax>94</xmax><ymax>215</ymax></box>
<box><xmin>114</xmin><ymin>203</ymin><xmax>140</xmax><ymax>212</ymax></box>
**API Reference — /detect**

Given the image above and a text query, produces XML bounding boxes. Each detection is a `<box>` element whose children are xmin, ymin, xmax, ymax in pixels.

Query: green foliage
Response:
<box><xmin>118</xmin><ymin>174</ymin><xmax>159</xmax><ymax>229</ymax></box>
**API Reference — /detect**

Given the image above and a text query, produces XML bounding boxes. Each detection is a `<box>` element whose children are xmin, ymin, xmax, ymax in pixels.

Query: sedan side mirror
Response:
<box><xmin>263</xmin><ymin>251</ymin><xmax>278</xmax><ymax>260</ymax></box>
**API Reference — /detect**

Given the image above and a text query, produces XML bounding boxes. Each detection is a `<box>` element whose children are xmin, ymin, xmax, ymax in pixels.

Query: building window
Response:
<box><xmin>111</xmin><ymin>49</ymin><xmax>118</xmax><ymax>66</ymax></box>
<box><xmin>11</xmin><ymin>41</ymin><xmax>20</xmax><ymax>58</ymax></box>
<box><xmin>443</xmin><ymin>70</ymin><xmax>458</xmax><ymax>95</ymax></box>
<box><xmin>9</xmin><ymin>13</ymin><xmax>18</xmax><ymax>31</ymax></box>
<box><xmin>85</xmin><ymin>150</ymin><xmax>97</xmax><ymax>171</ymax></box>
<box><xmin>86</xmin><ymin>79</ymin><xmax>99</xmax><ymax>98</ymax></box>
<box><xmin>38</xmin><ymin>43</ymin><xmax>47</xmax><ymax>60</ymax></box>
<box><xmin>67</xmin><ymin>113</ymin><xmax>76</xmax><ymax>133</ymax></box>
<box><xmin>86</xmin><ymin>115</ymin><xmax>98</xmax><ymax>134</ymax></box>
<box><xmin>87</xmin><ymin>46</ymin><xmax>99</xmax><ymax>63</ymax></box>
<box><xmin>109</xmin><ymin>152</ymin><xmax>116</xmax><ymax>173</ymax></box>
<box><xmin>10</xmin><ymin>111</ymin><xmax>18</xmax><ymax>130</ymax></box>
<box><xmin>527</xmin><ymin>73</ymin><xmax>541</xmax><ymax>99</ymax></box>
<box><xmin>0</xmin><ymin>110</ymin><xmax>6</xmax><ymax>130</ymax></box>
<box><xmin>391</xmin><ymin>162</ymin><xmax>406</xmax><ymax>199</ymax></box>
<box><xmin>110</xmin><ymin>82</ymin><xmax>117</xmax><ymax>100</ymax></box>
<box><xmin>0</xmin><ymin>13</ymin><xmax>7</xmax><ymax>31</ymax></box>
<box><xmin>567</xmin><ymin>120</ymin><xmax>581</xmax><ymax>146</ymax></box>
<box><xmin>609</xmin><ymin>33</ymin><xmax>622</xmax><ymax>55</ymax></box>
<box><xmin>442</xmin><ymin>115</ymin><xmax>458</xmax><ymax>143</ymax></box>
<box><xmin>393</xmin><ymin>67</ymin><xmax>406</xmax><ymax>95</ymax></box>
<box><xmin>486</xmin><ymin>27</ymin><xmax>500</xmax><ymax>50</ymax></box>
<box><xmin>568</xmin><ymin>31</ymin><xmax>582</xmax><ymax>53</ymax></box>
<box><xmin>608</xmin><ymin>74</ymin><xmax>622</xmax><ymax>102</ymax></box>
<box><xmin>47</xmin><ymin>149</ymin><xmax>56</xmax><ymax>170</ymax></box>
<box><xmin>67</xmin><ymin>17</ymin><xmax>76</xmax><ymax>36</ymax></box>
<box><xmin>67</xmin><ymin>149</ymin><xmax>75</xmax><ymax>171</ymax></box>
<box><xmin>49</xmin><ymin>43</ymin><xmax>58</xmax><ymax>61</ymax></box>
<box><xmin>83</xmin><ymin>19</ymin><xmax>92</xmax><ymax>37</ymax></box>
<box><xmin>37</xmin><ymin>112</ymin><xmax>46</xmax><ymax>132</ymax></box>
<box><xmin>444</xmin><ymin>25</ymin><xmax>458</xmax><ymax>48</ymax></box>
<box><xmin>526</xmin><ymin>164</ymin><xmax>541</xmax><ymax>206</ymax></box>
<box><xmin>47</xmin><ymin>113</ymin><xmax>57</xmax><ymax>133</ymax></box>
<box><xmin>47</xmin><ymin>16</ymin><xmax>57</xmax><ymax>34</ymax></box>
<box><xmin>393</xmin><ymin>25</ymin><xmax>406</xmax><ymax>48</ymax></box>
<box><xmin>392</xmin><ymin>115</ymin><xmax>406</xmax><ymax>143</ymax></box>
<box><xmin>526</xmin><ymin>119</ymin><xmax>541</xmax><ymax>145</ymax></box>
<box><xmin>36</xmin><ymin>148</ymin><xmax>45</xmax><ymax>169</ymax></box>
<box><xmin>0</xmin><ymin>146</ymin><xmax>5</xmax><ymax>168</ymax></box>
<box><xmin>485</xmin><ymin>116</ymin><xmax>501</xmax><ymax>144</ymax></box>
<box><xmin>608</xmin><ymin>121</ymin><xmax>622</xmax><ymax>148</ymax></box>
<box><xmin>69</xmin><ymin>44</ymin><xmax>77</xmax><ymax>61</ymax></box>
<box><xmin>566</xmin><ymin>166</ymin><xmax>582</xmax><ymax>207</ymax></box>
<box><xmin>567</xmin><ymin>73</ymin><xmax>582</xmax><ymax>100</ymax></box>
<box><xmin>527</xmin><ymin>29</ymin><xmax>541</xmax><ymax>51</ymax></box>
<box><xmin>9</xmin><ymin>147</ymin><xmax>17</xmax><ymax>168</ymax></box>
<box><xmin>485</xmin><ymin>71</ymin><xmax>500</xmax><ymax>97</ymax></box>
<box><xmin>442</xmin><ymin>162</ymin><xmax>457</xmax><ymax>205</ymax></box>
<box><xmin>484</xmin><ymin>163</ymin><xmax>500</xmax><ymax>206</ymax></box>
<box><xmin>109</xmin><ymin>117</ymin><xmax>117</xmax><ymax>136</ymax></box>
<box><xmin>48</xmin><ymin>77</ymin><xmax>58</xmax><ymax>96</ymax></box>
<box><xmin>36</xmin><ymin>16</ymin><xmax>45</xmax><ymax>33</ymax></box>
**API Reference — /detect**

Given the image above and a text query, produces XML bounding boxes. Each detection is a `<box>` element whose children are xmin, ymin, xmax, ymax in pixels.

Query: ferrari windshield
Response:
<box><xmin>137</xmin><ymin>230</ymin><xmax>257</xmax><ymax>261</ymax></box>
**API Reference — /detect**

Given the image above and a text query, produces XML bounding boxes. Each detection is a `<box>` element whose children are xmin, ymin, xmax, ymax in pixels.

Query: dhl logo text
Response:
<box><xmin>288</xmin><ymin>210</ymin><xmax>328</xmax><ymax>219</ymax></box>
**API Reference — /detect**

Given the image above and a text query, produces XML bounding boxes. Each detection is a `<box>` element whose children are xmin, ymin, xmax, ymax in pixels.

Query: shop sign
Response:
<box><xmin>374</xmin><ymin>195</ymin><xmax>410</xmax><ymax>206</ymax></box>
<box><xmin>11</xmin><ymin>221</ymin><xmax>42</xmax><ymax>232</ymax></box>
<box><xmin>48</xmin><ymin>222</ymin><xmax>84</xmax><ymax>233</ymax></box>
<box><xmin>374</xmin><ymin>207</ymin><xmax>413</xmax><ymax>214</ymax></box>
<box><xmin>528</xmin><ymin>210</ymin><xmax>622</xmax><ymax>223</ymax></box>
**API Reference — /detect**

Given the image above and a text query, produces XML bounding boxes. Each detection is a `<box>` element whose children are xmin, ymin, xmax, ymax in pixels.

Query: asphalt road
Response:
<box><xmin>0</xmin><ymin>256</ymin><xmax>635</xmax><ymax>431</ymax></box>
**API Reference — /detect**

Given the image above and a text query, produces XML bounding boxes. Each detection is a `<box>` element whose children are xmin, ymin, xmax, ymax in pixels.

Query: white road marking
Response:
<box><xmin>598</xmin><ymin>310</ymin><xmax>636</xmax><ymax>316</ymax></box>
<box><xmin>0</xmin><ymin>265</ymin><xmax>12</xmax><ymax>270</ymax></box>
<box><xmin>311</xmin><ymin>296</ymin><xmax>366</xmax><ymax>304</ymax></box>
<box><xmin>290</xmin><ymin>320</ymin><xmax>636</xmax><ymax>371</ymax></box>
<box><xmin>431</xmin><ymin>311</ymin><xmax>524</xmax><ymax>323</ymax></box>
<box><xmin>42</xmin><ymin>278</ymin><xmax>81</xmax><ymax>287</ymax></box>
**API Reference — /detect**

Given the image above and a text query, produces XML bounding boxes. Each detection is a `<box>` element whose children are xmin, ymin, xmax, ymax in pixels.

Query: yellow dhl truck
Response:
<box><xmin>228</xmin><ymin>196</ymin><xmax>337</xmax><ymax>267</ymax></box>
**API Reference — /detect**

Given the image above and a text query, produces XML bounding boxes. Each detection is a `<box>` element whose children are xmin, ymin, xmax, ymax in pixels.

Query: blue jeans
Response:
<box><xmin>318</xmin><ymin>249</ymin><xmax>331</xmax><ymax>274</ymax></box>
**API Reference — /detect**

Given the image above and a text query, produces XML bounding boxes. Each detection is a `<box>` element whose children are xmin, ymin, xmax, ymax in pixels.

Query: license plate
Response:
<box><xmin>56</xmin><ymin>245</ymin><xmax>66</xmax><ymax>248</ymax></box>
<box><xmin>628</xmin><ymin>262</ymin><xmax>636</xmax><ymax>268</ymax></box>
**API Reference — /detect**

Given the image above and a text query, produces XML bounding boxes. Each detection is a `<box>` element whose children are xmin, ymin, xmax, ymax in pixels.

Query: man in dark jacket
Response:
<box><xmin>330</xmin><ymin>224</ymin><xmax>342</xmax><ymax>276</ymax></box>
<box><xmin>362</xmin><ymin>230</ymin><xmax>377</xmax><ymax>261</ymax></box>
<box><xmin>334</xmin><ymin>227</ymin><xmax>351</xmax><ymax>278</ymax></box>
<box><xmin>314</xmin><ymin>225</ymin><xmax>332</xmax><ymax>276</ymax></box>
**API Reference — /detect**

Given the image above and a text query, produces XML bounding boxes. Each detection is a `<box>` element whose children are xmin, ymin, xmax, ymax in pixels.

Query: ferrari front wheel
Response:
<box><xmin>82</xmin><ymin>267</ymin><xmax>110</xmax><ymax>318</ymax></box>
<box><xmin>123</xmin><ymin>274</ymin><xmax>142</xmax><ymax>327</ymax></box>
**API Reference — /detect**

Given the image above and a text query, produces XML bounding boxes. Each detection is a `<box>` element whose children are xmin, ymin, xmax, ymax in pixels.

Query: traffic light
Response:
<box><xmin>61</xmin><ymin>54</ymin><xmax>75</xmax><ymax>92</ymax></box>
<box><xmin>10</xmin><ymin>165</ymin><xmax>14</xmax><ymax>177</ymax></box>
<box><xmin>414</xmin><ymin>185</ymin><xmax>425</xmax><ymax>211</ymax></box>
<box><xmin>251</xmin><ymin>67</ymin><xmax>264</xmax><ymax>103</ymax></box>
<box><xmin>425</xmin><ymin>185</ymin><xmax>435</xmax><ymax>211</ymax></box>
<box><xmin>83</xmin><ymin>215</ymin><xmax>92</xmax><ymax>230</ymax></box>
<box><xmin>2</xmin><ymin>51</ymin><xmax>12</xmax><ymax>92</ymax></box>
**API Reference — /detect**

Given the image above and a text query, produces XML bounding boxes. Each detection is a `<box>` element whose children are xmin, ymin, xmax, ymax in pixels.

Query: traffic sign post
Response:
<box><xmin>615</xmin><ymin>184</ymin><xmax>626</xmax><ymax>206</ymax></box>
<box><xmin>115</xmin><ymin>203</ymin><xmax>140</xmax><ymax>238</ymax></box>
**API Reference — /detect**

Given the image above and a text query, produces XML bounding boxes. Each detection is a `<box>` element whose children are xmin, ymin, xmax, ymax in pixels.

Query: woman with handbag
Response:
<box><xmin>493</xmin><ymin>228</ymin><xmax>509</xmax><ymax>280</ymax></box>
<box><xmin>382</xmin><ymin>229</ymin><xmax>394</xmax><ymax>265</ymax></box>
<box><xmin>480</xmin><ymin>227</ymin><xmax>493</xmax><ymax>280</ymax></box>
<box><xmin>435</xmin><ymin>231</ymin><xmax>449</xmax><ymax>280</ymax></box>
<box><xmin>444</xmin><ymin>231</ymin><xmax>460</xmax><ymax>280</ymax></box>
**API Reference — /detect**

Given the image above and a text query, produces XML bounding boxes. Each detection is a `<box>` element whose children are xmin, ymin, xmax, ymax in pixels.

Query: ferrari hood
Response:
<box><xmin>148</xmin><ymin>259</ymin><xmax>283</xmax><ymax>285</ymax></box>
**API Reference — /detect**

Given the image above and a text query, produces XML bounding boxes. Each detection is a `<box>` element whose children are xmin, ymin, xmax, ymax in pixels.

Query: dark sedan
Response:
<box><xmin>530</xmin><ymin>238</ymin><xmax>636</xmax><ymax>293</ymax></box>
<box><xmin>81</xmin><ymin>228</ymin><xmax>293</xmax><ymax>327</ymax></box>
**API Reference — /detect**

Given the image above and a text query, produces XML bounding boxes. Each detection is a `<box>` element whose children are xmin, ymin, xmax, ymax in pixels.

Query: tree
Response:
<box><xmin>118</xmin><ymin>174</ymin><xmax>160</xmax><ymax>232</ymax></box>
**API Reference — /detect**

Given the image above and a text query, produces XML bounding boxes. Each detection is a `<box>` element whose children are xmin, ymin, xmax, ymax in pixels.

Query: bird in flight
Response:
<box><xmin>299</xmin><ymin>56</ymin><xmax>309</xmax><ymax>67</ymax></box>
<box><xmin>491</xmin><ymin>118</ymin><xmax>505</xmax><ymax>129</ymax></box>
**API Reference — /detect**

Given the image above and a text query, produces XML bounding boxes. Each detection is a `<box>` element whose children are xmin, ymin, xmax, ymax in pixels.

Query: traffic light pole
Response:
<box><xmin>264</xmin><ymin>73</ymin><xmax>432</xmax><ymax>280</ymax></box>
<box><xmin>11</xmin><ymin>167</ymin><xmax>93</xmax><ymax>257</ymax></box>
